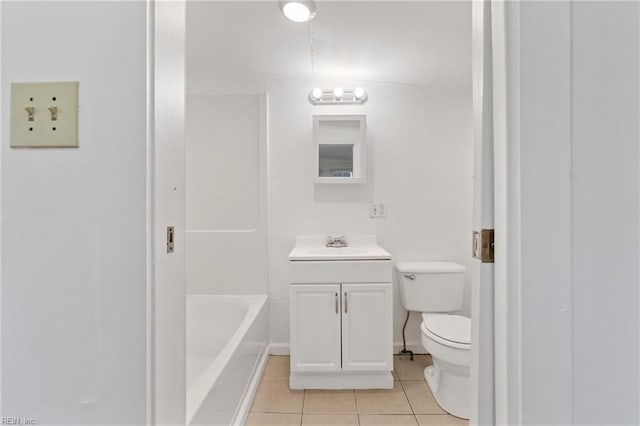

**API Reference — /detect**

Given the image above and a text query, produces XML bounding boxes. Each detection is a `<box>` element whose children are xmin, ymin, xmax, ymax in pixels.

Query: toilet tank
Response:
<box><xmin>395</xmin><ymin>261</ymin><xmax>466</xmax><ymax>312</ymax></box>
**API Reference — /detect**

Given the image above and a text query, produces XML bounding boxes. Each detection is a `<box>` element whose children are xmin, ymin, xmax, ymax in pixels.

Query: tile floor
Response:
<box><xmin>247</xmin><ymin>355</ymin><xmax>468</xmax><ymax>426</ymax></box>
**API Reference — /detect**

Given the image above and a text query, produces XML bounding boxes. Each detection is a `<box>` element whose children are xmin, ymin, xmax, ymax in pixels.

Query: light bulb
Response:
<box><xmin>281</xmin><ymin>1</ymin><xmax>316</xmax><ymax>23</ymax></box>
<box><xmin>311</xmin><ymin>88</ymin><xmax>323</xmax><ymax>100</ymax></box>
<box><xmin>354</xmin><ymin>87</ymin><xmax>365</xmax><ymax>100</ymax></box>
<box><xmin>333</xmin><ymin>87</ymin><xmax>344</xmax><ymax>99</ymax></box>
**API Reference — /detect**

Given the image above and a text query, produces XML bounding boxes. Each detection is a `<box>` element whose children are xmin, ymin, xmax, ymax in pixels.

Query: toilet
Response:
<box><xmin>396</xmin><ymin>261</ymin><xmax>470</xmax><ymax>419</ymax></box>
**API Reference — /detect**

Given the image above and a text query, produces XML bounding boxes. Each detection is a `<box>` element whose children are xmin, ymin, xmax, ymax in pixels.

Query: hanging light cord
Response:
<box><xmin>307</xmin><ymin>21</ymin><xmax>316</xmax><ymax>76</ymax></box>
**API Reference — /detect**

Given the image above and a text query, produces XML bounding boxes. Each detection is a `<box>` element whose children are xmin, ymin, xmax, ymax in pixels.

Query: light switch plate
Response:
<box><xmin>10</xmin><ymin>82</ymin><xmax>78</xmax><ymax>148</ymax></box>
<box><xmin>370</xmin><ymin>203</ymin><xmax>386</xmax><ymax>218</ymax></box>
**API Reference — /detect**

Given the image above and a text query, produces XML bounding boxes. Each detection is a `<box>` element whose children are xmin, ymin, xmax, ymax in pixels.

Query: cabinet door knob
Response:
<box><xmin>335</xmin><ymin>292</ymin><xmax>339</xmax><ymax>314</ymax></box>
<box><xmin>344</xmin><ymin>291</ymin><xmax>348</xmax><ymax>314</ymax></box>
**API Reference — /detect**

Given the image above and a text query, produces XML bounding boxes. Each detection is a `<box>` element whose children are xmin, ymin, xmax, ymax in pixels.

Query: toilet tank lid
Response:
<box><xmin>395</xmin><ymin>261</ymin><xmax>465</xmax><ymax>274</ymax></box>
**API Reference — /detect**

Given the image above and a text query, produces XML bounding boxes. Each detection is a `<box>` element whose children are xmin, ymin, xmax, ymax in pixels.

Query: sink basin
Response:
<box><xmin>289</xmin><ymin>236</ymin><xmax>391</xmax><ymax>261</ymax></box>
<box><xmin>306</xmin><ymin>247</ymin><xmax>368</xmax><ymax>255</ymax></box>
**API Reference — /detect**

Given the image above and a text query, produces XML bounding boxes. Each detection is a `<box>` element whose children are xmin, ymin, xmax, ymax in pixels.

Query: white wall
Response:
<box><xmin>185</xmin><ymin>94</ymin><xmax>268</xmax><ymax>295</ymax></box>
<box><xmin>503</xmin><ymin>1</ymin><xmax>640</xmax><ymax>423</ymax></box>
<box><xmin>570</xmin><ymin>3</ymin><xmax>638</xmax><ymax>422</ymax></box>
<box><xmin>265</xmin><ymin>77</ymin><xmax>473</xmax><ymax>352</ymax></box>
<box><xmin>1</xmin><ymin>2</ymin><xmax>148</xmax><ymax>424</ymax></box>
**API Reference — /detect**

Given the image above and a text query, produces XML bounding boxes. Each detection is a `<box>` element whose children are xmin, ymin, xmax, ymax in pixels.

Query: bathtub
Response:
<box><xmin>186</xmin><ymin>294</ymin><xmax>269</xmax><ymax>425</ymax></box>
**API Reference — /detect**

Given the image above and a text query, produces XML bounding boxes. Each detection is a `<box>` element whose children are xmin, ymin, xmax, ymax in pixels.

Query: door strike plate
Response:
<box><xmin>166</xmin><ymin>226</ymin><xmax>175</xmax><ymax>253</ymax></box>
<box><xmin>472</xmin><ymin>229</ymin><xmax>494</xmax><ymax>263</ymax></box>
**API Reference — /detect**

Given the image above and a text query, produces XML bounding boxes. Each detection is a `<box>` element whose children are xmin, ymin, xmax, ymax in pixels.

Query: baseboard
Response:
<box><xmin>231</xmin><ymin>343</ymin><xmax>270</xmax><ymax>426</ymax></box>
<box><xmin>269</xmin><ymin>342</ymin><xmax>290</xmax><ymax>356</ymax></box>
<box><xmin>270</xmin><ymin>342</ymin><xmax>423</xmax><ymax>357</ymax></box>
<box><xmin>290</xmin><ymin>371</ymin><xmax>393</xmax><ymax>390</ymax></box>
<box><xmin>393</xmin><ymin>341</ymin><xmax>427</xmax><ymax>355</ymax></box>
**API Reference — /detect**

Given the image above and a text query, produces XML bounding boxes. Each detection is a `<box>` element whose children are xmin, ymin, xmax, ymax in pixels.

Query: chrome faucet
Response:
<box><xmin>326</xmin><ymin>235</ymin><xmax>348</xmax><ymax>248</ymax></box>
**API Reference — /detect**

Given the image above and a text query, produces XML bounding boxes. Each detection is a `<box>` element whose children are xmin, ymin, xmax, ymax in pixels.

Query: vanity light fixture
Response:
<box><xmin>280</xmin><ymin>1</ymin><xmax>316</xmax><ymax>23</ymax></box>
<box><xmin>311</xmin><ymin>87</ymin><xmax>323</xmax><ymax>101</ymax></box>
<box><xmin>308</xmin><ymin>87</ymin><xmax>369</xmax><ymax>105</ymax></box>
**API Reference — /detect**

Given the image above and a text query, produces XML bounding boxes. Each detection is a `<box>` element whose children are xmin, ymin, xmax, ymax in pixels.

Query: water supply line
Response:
<box><xmin>399</xmin><ymin>310</ymin><xmax>414</xmax><ymax>361</ymax></box>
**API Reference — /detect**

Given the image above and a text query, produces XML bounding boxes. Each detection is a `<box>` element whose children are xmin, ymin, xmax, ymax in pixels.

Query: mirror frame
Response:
<box><xmin>312</xmin><ymin>114</ymin><xmax>367</xmax><ymax>184</ymax></box>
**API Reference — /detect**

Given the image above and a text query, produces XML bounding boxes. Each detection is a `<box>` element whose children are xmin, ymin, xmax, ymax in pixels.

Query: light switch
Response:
<box><xmin>10</xmin><ymin>82</ymin><xmax>78</xmax><ymax>148</ymax></box>
<box><xmin>370</xmin><ymin>203</ymin><xmax>387</xmax><ymax>218</ymax></box>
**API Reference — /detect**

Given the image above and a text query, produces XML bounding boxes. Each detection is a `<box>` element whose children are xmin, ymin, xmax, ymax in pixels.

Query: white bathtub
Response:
<box><xmin>186</xmin><ymin>294</ymin><xmax>269</xmax><ymax>425</ymax></box>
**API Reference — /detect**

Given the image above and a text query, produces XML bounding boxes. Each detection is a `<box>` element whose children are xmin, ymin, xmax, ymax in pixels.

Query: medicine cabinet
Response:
<box><xmin>313</xmin><ymin>115</ymin><xmax>366</xmax><ymax>183</ymax></box>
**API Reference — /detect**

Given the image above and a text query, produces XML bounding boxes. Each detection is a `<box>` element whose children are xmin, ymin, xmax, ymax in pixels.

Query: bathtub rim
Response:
<box><xmin>185</xmin><ymin>294</ymin><xmax>268</xmax><ymax>424</ymax></box>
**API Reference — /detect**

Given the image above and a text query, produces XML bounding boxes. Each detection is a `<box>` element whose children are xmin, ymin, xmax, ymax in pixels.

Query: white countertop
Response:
<box><xmin>288</xmin><ymin>235</ymin><xmax>392</xmax><ymax>261</ymax></box>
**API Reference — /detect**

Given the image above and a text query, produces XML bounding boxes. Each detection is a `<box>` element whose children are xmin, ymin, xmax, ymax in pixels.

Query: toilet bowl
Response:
<box><xmin>395</xmin><ymin>261</ymin><xmax>470</xmax><ymax>420</ymax></box>
<box><xmin>421</xmin><ymin>313</ymin><xmax>470</xmax><ymax>419</ymax></box>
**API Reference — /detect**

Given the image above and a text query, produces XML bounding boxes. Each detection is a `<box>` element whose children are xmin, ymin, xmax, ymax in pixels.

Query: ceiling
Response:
<box><xmin>186</xmin><ymin>1</ymin><xmax>471</xmax><ymax>87</ymax></box>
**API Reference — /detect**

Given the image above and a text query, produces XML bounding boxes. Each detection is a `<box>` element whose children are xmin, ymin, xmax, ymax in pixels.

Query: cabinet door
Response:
<box><xmin>341</xmin><ymin>283</ymin><xmax>393</xmax><ymax>371</ymax></box>
<box><xmin>290</xmin><ymin>284</ymin><xmax>342</xmax><ymax>372</ymax></box>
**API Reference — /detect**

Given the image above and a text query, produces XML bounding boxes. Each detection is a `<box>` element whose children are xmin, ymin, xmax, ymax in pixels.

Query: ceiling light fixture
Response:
<box><xmin>308</xmin><ymin>88</ymin><xmax>369</xmax><ymax>105</ymax></box>
<box><xmin>280</xmin><ymin>1</ymin><xmax>317</xmax><ymax>23</ymax></box>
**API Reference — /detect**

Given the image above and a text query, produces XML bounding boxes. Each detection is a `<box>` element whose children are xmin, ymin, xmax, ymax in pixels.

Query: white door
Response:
<box><xmin>151</xmin><ymin>1</ymin><xmax>186</xmax><ymax>424</ymax></box>
<box><xmin>470</xmin><ymin>1</ymin><xmax>496</xmax><ymax>425</ymax></box>
<box><xmin>290</xmin><ymin>284</ymin><xmax>342</xmax><ymax>372</ymax></box>
<box><xmin>341</xmin><ymin>283</ymin><xmax>392</xmax><ymax>372</ymax></box>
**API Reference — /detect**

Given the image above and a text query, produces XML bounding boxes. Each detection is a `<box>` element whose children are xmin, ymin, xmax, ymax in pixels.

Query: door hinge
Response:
<box><xmin>472</xmin><ymin>229</ymin><xmax>494</xmax><ymax>263</ymax></box>
<box><xmin>166</xmin><ymin>226</ymin><xmax>175</xmax><ymax>253</ymax></box>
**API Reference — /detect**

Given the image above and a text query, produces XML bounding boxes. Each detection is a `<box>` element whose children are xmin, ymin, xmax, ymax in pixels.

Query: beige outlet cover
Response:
<box><xmin>10</xmin><ymin>82</ymin><xmax>78</xmax><ymax>148</ymax></box>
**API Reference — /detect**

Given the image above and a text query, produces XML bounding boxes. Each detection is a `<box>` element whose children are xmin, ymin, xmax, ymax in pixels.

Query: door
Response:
<box><xmin>151</xmin><ymin>1</ymin><xmax>186</xmax><ymax>424</ymax></box>
<box><xmin>470</xmin><ymin>1</ymin><xmax>496</xmax><ymax>424</ymax></box>
<box><xmin>290</xmin><ymin>284</ymin><xmax>342</xmax><ymax>372</ymax></box>
<box><xmin>341</xmin><ymin>283</ymin><xmax>392</xmax><ymax>371</ymax></box>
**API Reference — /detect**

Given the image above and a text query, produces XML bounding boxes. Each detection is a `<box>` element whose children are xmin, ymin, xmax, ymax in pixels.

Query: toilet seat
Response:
<box><xmin>421</xmin><ymin>313</ymin><xmax>470</xmax><ymax>350</ymax></box>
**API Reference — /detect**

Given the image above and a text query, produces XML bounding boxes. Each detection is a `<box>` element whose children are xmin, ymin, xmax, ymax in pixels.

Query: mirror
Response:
<box><xmin>313</xmin><ymin>115</ymin><xmax>366</xmax><ymax>183</ymax></box>
<box><xmin>318</xmin><ymin>144</ymin><xmax>354</xmax><ymax>177</ymax></box>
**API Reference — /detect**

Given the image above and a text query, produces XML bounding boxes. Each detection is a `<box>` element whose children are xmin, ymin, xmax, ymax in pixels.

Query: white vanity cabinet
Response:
<box><xmin>288</xmin><ymin>258</ymin><xmax>393</xmax><ymax>389</ymax></box>
<box><xmin>289</xmin><ymin>284</ymin><xmax>342</xmax><ymax>372</ymax></box>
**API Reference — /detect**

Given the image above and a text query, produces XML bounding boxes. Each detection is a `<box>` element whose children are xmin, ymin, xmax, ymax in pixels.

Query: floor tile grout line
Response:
<box><xmin>300</xmin><ymin>390</ymin><xmax>306</xmax><ymax>426</ymax></box>
<box><xmin>399</xmin><ymin>379</ymin><xmax>418</xmax><ymax>416</ymax></box>
<box><xmin>354</xmin><ymin>389</ymin><xmax>360</xmax><ymax>425</ymax></box>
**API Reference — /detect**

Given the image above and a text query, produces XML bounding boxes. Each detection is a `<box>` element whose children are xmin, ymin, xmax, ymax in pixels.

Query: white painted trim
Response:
<box><xmin>393</xmin><ymin>342</ymin><xmax>425</xmax><ymax>355</ymax></box>
<box><xmin>471</xmin><ymin>1</ymin><xmax>496</xmax><ymax>424</ymax></box>
<box><xmin>231</xmin><ymin>343</ymin><xmax>270</xmax><ymax>426</ymax></box>
<box><xmin>151</xmin><ymin>1</ymin><xmax>186</xmax><ymax>424</ymax></box>
<box><xmin>0</xmin><ymin>0</ymin><xmax>3</xmax><ymax>415</ymax></box>
<box><xmin>271</xmin><ymin>342</ymin><xmax>427</xmax><ymax>357</ymax></box>
<box><xmin>491</xmin><ymin>1</ymin><xmax>522</xmax><ymax>424</ymax></box>
<box><xmin>290</xmin><ymin>372</ymin><xmax>393</xmax><ymax>390</ymax></box>
<box><xmin>269</xmin><ymin>342</ymin><xmax>290</xmax><ymax>356</ymax></box>
<box><xmin>145</xmin><ymin>0</ymin><xmax>154</xmax><ymax>421</ymax></box>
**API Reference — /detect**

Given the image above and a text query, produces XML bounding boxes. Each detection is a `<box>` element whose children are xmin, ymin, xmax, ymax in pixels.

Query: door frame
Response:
<box><xmin>489</xmin><ymin>1</ymin><xmax>522</xmax><ymax>424</ymax></box>
<box><xmin>144</xmin><ymin>0</ymin><xmax>522</xmax><ymax>424</ymax></box>
<box><xmin>146</xmin><ymin>0</ymin><xmax>187</xmax><ymax>424</ymax></box>
<box><xmin>470</xmin><ymin>0</ymin><xmax>496</xmax><ymax>424</ymax></box>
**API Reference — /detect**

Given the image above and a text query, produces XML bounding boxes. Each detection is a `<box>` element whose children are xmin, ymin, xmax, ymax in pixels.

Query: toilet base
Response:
<box><xmin>424</xmin><ymin>363</ymin><xmax>469</xmax><ymax>420</ymax></box>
